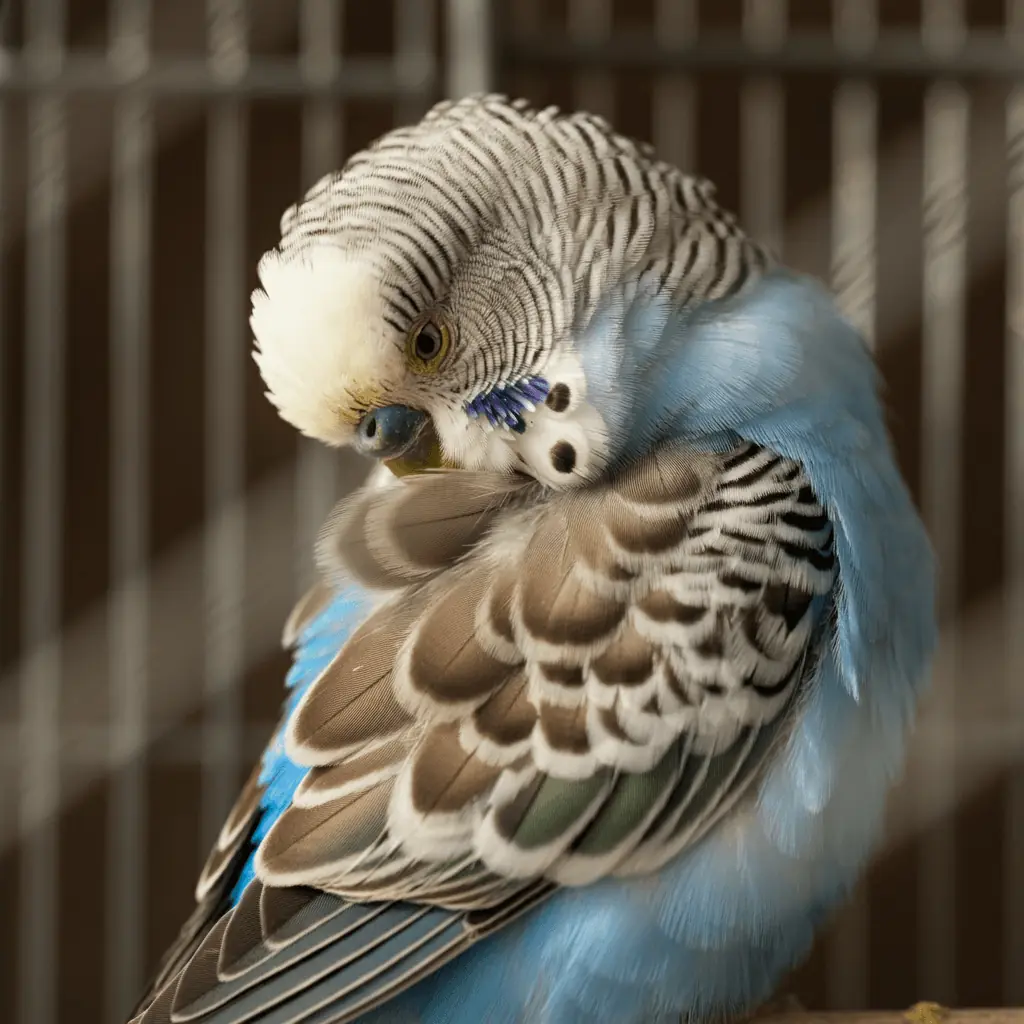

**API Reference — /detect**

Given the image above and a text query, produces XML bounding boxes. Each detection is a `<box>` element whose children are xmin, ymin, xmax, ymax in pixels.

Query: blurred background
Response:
<box><xmin>0</xmin><ymin>0</ymin><xmax>1021</xmax><ymax>1022</ymax></box>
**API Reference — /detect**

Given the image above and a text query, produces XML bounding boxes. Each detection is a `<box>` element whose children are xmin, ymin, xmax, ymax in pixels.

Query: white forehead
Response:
<box><xmin>250</xmin><ymin>246</ymin><xmax>405</xmax><ymax>444</ymax></box>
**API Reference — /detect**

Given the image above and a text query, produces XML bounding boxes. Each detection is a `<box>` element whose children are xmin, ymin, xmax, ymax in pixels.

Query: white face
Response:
<box><xmin>251</xmin><ymin>247</ymin><xmax>406</xmax><ymax>447</ymax></box>
<box><xmin>252</xmin><ymin>246</ymin><xmax>613</xmax><ymax>488</ymax></box>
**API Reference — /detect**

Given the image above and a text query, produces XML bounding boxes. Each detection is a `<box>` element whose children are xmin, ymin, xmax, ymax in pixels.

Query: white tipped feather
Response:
<box><xmin>529</xmin><ymin>719</ymin><xmax>598</xmax><ymax>780</ymax></box>
<box><xmin>586</xmin><ymin>700</ymin><xmax>676</xmax><ymax>773</ymax></box>
<box><xmin>474</xmin><ymin>767</ymin><xmax>615</xmax><ymax>880</ymax></box>
<box><xmin>387</xmin><ymin>760</ymin><xmax>482</xmax><ymax>862</ymax></box>
<box><xmin>254</xmin><ymin>439</ymin><xmax>830</xmax><ymax>926</ymax></box>
<box><xmin>458</xmin><ymin>716</ymin><xmax>532</xmax><ymax>769</ymax></box>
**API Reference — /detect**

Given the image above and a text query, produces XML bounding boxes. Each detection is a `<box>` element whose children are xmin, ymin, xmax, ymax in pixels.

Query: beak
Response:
<box><xmin>353</xmin><ymin>405</ymin><xmax>447</xmax><ymax>475</ymax></box>
<box><xmin>353</xmin><ymin>405</ymin><xmax>429</xmax><ymax>459</ymax></box>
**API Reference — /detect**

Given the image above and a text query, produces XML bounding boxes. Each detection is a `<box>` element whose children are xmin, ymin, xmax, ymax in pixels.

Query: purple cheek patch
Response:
<box><xmin>464</xmin><ymin>376</ymin><xmax>550</xmax><ymax>434</ymax></box>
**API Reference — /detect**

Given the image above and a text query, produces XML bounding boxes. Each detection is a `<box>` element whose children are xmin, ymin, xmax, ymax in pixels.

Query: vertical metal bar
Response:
<box><xmin>299</xmin><ymin>0</ymin><xmax>341</xmax><ymax>203</ymax></box>
<box><xmin>295</xmin><ymin>1</ymin><xmax>342</xmax><ymax>594</ymax></box>
<box><xmin>568</xmin><ymin>0</ymin><xmax>614</xmax><ymax>122</ymax></box>
<box><xmin>18</xmin><ymin>2</ymin><xmax>66</xmax><ymax>1022</ymax></box>
<box><xmin>201</xmin><ymin>0</ymin><xmax>248</xmax><ymax>856</ymax></box>
<box><xmin>105</xmin><ymin>1</ymin><xmax>153</xmax><ymax>1017</ymax></box>
<box><xmin>1005</xmin><ymin>0</ymin><xmax>1024</xmax><ymax>1004</ymax></box>
<box><xmin>395</xmin><ymin>0</ymin><xmax>435</xmax><ymax>122</ymax></box>
<box><xmin>740</xmin><ymin>0</ymin><xmax>787</xmax><ymax>257</ymax></box>
<box><xmin>831</xmin><ymin>1</ymin><xmax>878</xmax><ymax>345</ymax></box>
<box><xmin>505</xmin><ymin>0</ymin><xmax>544</xmax><ymax>110</ymax></box>
<box><xmin>826</xmin><ymin>1</ymin><xmax>878</xmax><ymax>1008</ymax></box>
<box><xmin>0</xmin><ymin>22</ymin><xmax>5</xmax><ymax>713</ymax></box>
<box><xmin>446</xmin><ymin>0</ymin><xmax>492</xmax><ymax>100</ymax></box>
<box><xmin>652</xmin><ymin>0</ymin><xmax>697</xmax><ymax>172</ymax></box>
<box><xmin>919</xmin><ymin>0</ymin><xmax>967</xmax><ymax>1005</ymax></box>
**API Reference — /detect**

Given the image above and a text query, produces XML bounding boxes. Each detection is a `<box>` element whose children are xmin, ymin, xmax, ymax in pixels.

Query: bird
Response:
<box><xmin>129</xmin><ymin>93</ymin><xmax>937</xmax><ymax>1024</ymax></box>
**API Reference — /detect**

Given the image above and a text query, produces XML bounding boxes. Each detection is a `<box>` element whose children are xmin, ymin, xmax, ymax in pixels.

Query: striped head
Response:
<box><xmin>251</xmin><ymin>94</ymin><xmax>766</xmax><ymax>487</ymax></box>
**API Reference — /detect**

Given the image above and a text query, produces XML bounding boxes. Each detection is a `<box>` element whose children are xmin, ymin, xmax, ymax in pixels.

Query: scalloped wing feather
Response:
<box><xmin>135</xmin><ymin>436</ymin><xmax>837</xmax><ymax>1024</ymax></box>
<box><xmin>268</xmin><ymin>441</ymin><xmax>832</xmax><ymax>892</ymax></box>
<box><xmin>351</xmin><ymin>271</ymin><xmax>936</xmax><ymax>1024</ymax></box>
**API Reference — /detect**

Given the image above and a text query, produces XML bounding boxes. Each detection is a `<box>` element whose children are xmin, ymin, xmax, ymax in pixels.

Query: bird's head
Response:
<box><xmin>251</xmin><ymin>96</ymin><xmax>765</xmax><ymax>487</ymax></box>
<box><xmin>251</xmin><ymin>240</ymin><xmax>602</xmax><ymax>488</ymax></box>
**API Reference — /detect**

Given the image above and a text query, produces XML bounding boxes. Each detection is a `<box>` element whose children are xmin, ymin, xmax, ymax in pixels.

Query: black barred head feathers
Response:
<box><xmin>252</xmin><ymin>94</ymin><xmax>765</xmax><ymax>483</ymax></box>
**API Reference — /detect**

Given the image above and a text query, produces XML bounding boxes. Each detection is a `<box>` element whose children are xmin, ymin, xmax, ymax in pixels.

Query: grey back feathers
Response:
<box><xmin>131</xmin><ymin>439</ymin><xmax>835</xmax><ymax>1024</ymax></box>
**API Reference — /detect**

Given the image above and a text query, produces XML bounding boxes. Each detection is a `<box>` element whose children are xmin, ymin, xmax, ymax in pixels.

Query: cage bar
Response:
<box><xmin>0</xmin><ymin>54</ymin><xmax>436</xmax><ymax>97</ymax></box>
<box><xmin>200</xmin><ymin>0</ymin><xmax>249</xmax><ymax>858</ymax></box>
<box><xmin>105</xmin><ymin>0</ymin><xmax>154</xmax><ymax>1016</ymax></box>
<box><xmin>831</xmin><ymin>2</ymin><xmax>879</xmax><ymax>347</ymax></box>
<box><xmin>652</xmin><ymin>0</ymin><xmax>697</xmax><ymax>174</ymax></box>
<box><xmin>299</xmin><ymin>0</ymin><xmax>342</xmax><ymax>180</ymax></box>
<box><xmin>502</xmin><ymin>30</ymin><xmax>1024</xmax><ymax>80</ymax></box>
<box><xmin>740</xmin><ymin>0</ymin><xmax>786</xmax><ymax>258</ymax></box>
<box><xmin>18</xmin><ymin>1</ymin><xmax>67</xmax><ymax>1022</ymax></box>
<box><xmin>0</xmin><ymin>7</ymin><xmax>6</xmax><ymax>740</ymax></box>
<box><xmin>825</xmin><ymin>0</ymin><xmax>879</xmax><ymax>1010</ymax></box>
<box><xmin>293</xmin><ymin>0</ymin><xmax>344</xmax><ymax>598</ymax></box>
<box><xmin>1005</xmin><ymin>0</ymin><xmax>1024</xmax><ymax>1004</ymax></box>
<box><xmin>0</xmin><ymin>721</ymin><xmax>275</xmax><ymax>775</ymax></box>
<box><xmin>568</xmin><ymin>0</ymin><xmax>614</xmax><ymax>123</ymax></box>
<box><xmin>447</xmin><ymin>0</ymin><xmax>493</xmax><ymax>101</ymax></box>
<box><xmin>395</xmin><ymin>0</ymin><xmax>435</xmax><ymax>122</ymax></box>
<box><xmin>502</xmin><ymin>0</ymin><xmax>544</xmax><ymax>117</ymax></box>
<box><xmin>918</xmin><ymin>0</ymin><xmax>968</xmax><ymax>1006</ymax></box>
<box><xmin>0</xmin><ymin>720</ymin><xmax>276</xmax><ymax>768</ymax></box>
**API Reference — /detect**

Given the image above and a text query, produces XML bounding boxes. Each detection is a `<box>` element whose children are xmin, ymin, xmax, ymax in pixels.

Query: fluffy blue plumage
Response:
<box><xmin>240</xmin><ymin>271</ymin><xmax>936</xmax><ymax>1022</ymax></box>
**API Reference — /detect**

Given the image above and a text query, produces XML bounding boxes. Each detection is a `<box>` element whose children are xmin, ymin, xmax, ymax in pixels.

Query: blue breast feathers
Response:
<box><xmin>232</xmin><ymin>271</ymin><xmax>936</xmax><ymax>1023</ymax></box>
<box><xmin>578</xmin><ymin>268</ymin><xmax>937</xmax><ymax>843</ymax></box>
<box><xmin>365</xmin><ymin>270</ymin><xmax>937</xmax><ymax>1023</ymax></box>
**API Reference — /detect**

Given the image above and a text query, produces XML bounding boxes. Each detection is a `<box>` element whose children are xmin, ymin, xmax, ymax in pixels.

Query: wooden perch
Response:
<box><xmin>758</xmin><ymin>1005</ymin><xmax>1024</xmax><ymax>1024</ymax></box>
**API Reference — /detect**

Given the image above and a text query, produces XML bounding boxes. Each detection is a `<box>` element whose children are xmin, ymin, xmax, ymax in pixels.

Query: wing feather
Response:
<box><xmin>135</xmin><ymin>439</ymin><xmax>836</xmax><ymax>1024</ymax></box>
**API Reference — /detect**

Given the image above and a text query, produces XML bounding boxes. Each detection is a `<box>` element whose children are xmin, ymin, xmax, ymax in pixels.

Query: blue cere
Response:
<box><xmin>464</xmin><ymin>376</ymin><xmax>550</xmax><ymax>433</ymax></box>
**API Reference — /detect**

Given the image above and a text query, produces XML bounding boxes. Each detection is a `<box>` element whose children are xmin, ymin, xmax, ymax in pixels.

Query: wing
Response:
<box><xmin>129</xmin><ymin>583</ymin><xmax>341</xmax><ymax>1018</ymax></box>
<box><xmin>132</xmin><ymin>440</ymin><xmax>835</xmax><ymax>1024</ymax></box>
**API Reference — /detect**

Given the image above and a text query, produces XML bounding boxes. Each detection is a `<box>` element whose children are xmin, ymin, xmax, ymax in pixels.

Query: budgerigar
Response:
<box><xmin>130</xmin><ymin>95</ymin><xmax>936</xmax><ymax>1024</ymax></box>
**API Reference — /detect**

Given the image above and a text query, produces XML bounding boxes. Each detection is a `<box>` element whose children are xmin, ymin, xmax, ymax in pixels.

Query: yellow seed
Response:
<box><xmin>904</xmin><ymin>1001</ymin><xmax>948</xmax><ymax>1024</ymax></box>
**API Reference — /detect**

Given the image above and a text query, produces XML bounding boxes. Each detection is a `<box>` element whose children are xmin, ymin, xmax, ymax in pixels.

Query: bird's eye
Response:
<box><xmin>406</xmin><ymin>315</ymin><xmax>451</xmax><ymax>374</ymax></box>
<box><xmin>414</xmin><ymin>324</ymin><xmax>442</xmax><ymax>359</ymax></box>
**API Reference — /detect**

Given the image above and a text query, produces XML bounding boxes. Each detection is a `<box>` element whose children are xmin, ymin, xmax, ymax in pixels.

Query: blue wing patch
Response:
<box><xmin>231</xmin><ymin>585</ymin><xmax>374</xmax><ymax>903</ymax></box>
